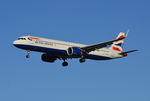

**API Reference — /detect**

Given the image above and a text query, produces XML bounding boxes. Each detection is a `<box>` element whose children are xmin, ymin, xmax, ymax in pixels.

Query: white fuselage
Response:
<box><xmin>13</xmin><ymin>36</ymin><xmax>123</xmax><ymax>60</ymax></box>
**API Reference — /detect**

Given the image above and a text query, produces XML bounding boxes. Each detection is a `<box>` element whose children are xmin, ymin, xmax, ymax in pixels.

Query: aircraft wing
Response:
<box><xmin>80</xmin><ymin>37</ymin><xmax>125</xmax><ymax>53</ymax></box>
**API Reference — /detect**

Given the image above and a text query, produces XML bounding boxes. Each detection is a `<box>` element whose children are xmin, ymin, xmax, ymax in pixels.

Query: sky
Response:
<box><xmin>0</xmin><ymin>0</ymin><xmax>150</xmax><ymax>101</ymax></box>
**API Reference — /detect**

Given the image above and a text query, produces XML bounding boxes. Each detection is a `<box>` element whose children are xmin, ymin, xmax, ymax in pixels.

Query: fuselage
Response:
<box><xmin>13</xmin><ymin>36</ymin><xmax>123</xmax><ymax>60</ymax></box>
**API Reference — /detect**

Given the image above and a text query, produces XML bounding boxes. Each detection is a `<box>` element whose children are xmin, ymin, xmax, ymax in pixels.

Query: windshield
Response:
<box><xmin>18</xmin><ymin>38</ymin><xmax>26</xmax><ymax>40</ymax></box>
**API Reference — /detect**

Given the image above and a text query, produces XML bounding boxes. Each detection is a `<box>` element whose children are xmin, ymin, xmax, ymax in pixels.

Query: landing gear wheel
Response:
<box><xmin>26</xmin><ymin>55</ymin><xmax>30</xmax><ymax>58</ymax></box>
<box><xmin>79</xmin><ymin>58</ymin><xmax>85</xmax><ymax>63</ymax></box>
<box><xmin>62</xmin><ymin>62</ymin><xmax>68</xmax><ymax>67</ymax></box>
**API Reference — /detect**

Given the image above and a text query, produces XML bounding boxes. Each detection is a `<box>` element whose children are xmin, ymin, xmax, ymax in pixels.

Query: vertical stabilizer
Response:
<box><xmin>110</xmin><ymin>32</ymin><xmax>126</xmax><ymax>52</ymax></box>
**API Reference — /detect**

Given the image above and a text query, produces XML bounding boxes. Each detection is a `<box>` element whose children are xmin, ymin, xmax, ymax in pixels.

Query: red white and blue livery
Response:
<box><xmin>13</xmin><ymin>31</ymin><xmax>138</xmax><ymax>66</ymax></box>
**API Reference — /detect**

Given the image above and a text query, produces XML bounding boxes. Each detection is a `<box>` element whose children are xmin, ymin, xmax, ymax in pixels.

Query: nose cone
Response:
<box><xmin>13</xmin><ymin>40</ymin><xmax>21</xmax><ymax>48</ymax></box>
<box><xmin>13</xmin><ymin>40</ymin><xmax>18</xmax><ymax>46</ymax></box>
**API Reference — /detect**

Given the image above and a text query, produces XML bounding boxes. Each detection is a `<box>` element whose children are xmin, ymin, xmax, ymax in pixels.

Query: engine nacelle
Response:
<box><xmin>41</xmin><ymin>54</ymin><xmax>56</xmax><ymax>63</ymax></box>
<box><xmin>67</xmin><ymin>47</ymin><xmax>82</xmax><ymax>56</ymax></box>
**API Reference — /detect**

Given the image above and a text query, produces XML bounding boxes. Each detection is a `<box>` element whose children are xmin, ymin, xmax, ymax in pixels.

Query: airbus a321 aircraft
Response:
<box><xmin>13</xmin><ymin>32</ymin><xmax>138</xmax><ymax>66</ymax></box>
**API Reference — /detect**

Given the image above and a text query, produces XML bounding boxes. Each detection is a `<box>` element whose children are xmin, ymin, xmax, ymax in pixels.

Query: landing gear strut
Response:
<box><xmin>26</xmin><ymin>50</ymin><xmax>30</xmax><ymax>58</ymax></box>
<box><xmin>79</xmin><ymin>55</ymin><xmax>86</xmax><ymax>63</ymax></box>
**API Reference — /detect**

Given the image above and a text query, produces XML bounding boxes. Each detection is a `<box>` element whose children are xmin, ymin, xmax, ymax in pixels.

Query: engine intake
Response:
<box><xmin>41</xmin><ymin>54</ymin><xmax>56</xmax><ymax>63</ymax></box>
<box><xmin>67</xmin><ymin>47</ymin><xmax>82</xmax><ymax>56</ymax></box>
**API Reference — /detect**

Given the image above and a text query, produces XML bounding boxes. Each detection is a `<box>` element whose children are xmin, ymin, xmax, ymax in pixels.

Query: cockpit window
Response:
<box><xmin>18</xmin><ymin>38</ymin><xmax>26</xmax><ymax>40</ymax></box>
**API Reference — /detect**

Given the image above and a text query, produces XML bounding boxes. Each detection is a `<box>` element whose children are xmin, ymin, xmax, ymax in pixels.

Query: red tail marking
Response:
<box><xmin>112</xmin><ymin>46</ymin><xmax>122</xmax><ymax>52</ymax></box>
<box><xmin>118</xmin><ymin>35</ymin><xmax>125</xmax><ymax>39</ymax></box>
<box><xmin>115</xmin><ymin>35</ymin><xmax>125</xmax><ymax>42</ymax></box>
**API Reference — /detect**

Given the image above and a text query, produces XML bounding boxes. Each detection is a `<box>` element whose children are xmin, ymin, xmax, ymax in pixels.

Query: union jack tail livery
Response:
<box><xmin>110</xmin><ymin>32</ymin><xmax>126</xmax><ymax>52</ymax></box>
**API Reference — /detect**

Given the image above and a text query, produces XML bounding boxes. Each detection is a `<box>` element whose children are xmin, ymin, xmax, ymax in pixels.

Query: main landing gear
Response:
<box><xmin>62</xmin><ymin>61</ymin><xmax>68</xmax><ymax>67</ymax></box>
<box><xmin>79</xmin><ymin>55</ymin><xmax>86</xmax><ymax>63</ymax></box>
<box><xmin>79</xmin><ymin>58</ymin><xmax>85</xmax><ymax>63</ymax></box>
<box><xmin>26</xmin><ymin>50</ymin><xmax>30</xmax><ymax>58</ymax></box>
<box><xmin>61</xmin><ymin>58</ymin><xmax>85</xmax><ymax>67</ymax></box>
<box><xmin>62</xmin><ymin>58</ymin><xmax>68</xmax><ymax>67</ymax></box>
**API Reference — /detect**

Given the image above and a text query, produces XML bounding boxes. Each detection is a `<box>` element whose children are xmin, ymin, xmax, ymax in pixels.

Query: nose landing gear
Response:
<box><xmin>26</xmin><ymin>50</ymin><xmax>30</xmax><ymax>58</ymax></box>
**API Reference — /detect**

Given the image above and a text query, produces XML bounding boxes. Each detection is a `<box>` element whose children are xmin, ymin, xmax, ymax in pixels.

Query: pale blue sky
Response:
<box><xmin>0</xmin><ymin>0</ymin><xmax>149</xmax><ymax>101</ymax></box>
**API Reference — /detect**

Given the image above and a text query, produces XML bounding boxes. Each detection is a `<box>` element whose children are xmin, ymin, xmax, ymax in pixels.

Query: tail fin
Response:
<box><xmin>109</xmin><ymin>32</ymin><xmax>127</xmax><ymax>52</ymax></box>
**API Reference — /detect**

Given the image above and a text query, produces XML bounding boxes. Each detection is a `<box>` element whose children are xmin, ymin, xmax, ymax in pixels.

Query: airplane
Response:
<box><xmin>13</xmin><ymin>31</ymin><xmax>138</xmax><ymax>66</ymax></box>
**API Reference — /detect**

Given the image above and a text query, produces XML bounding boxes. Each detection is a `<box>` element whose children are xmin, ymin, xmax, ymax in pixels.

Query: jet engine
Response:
<box><xmin>67</xmin><ymin>47</ymin><xmax>83</xmax><ymax>56</ymax></box>
<box><xmin>41</xmin><ymin>54</ymin><xmax>57</xmax><ymax>63</ymax></box>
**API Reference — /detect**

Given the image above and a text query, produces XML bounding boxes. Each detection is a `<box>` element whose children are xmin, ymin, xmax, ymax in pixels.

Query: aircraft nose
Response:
<box><xmin>13</xmin><ymin>40</ymin><xmax>19</xmax><ymax>47</ymax></box>
<box><xmin>13</xmin><ymin>40</ymin><xmax>17</xmax><ymax>46</ymax></box>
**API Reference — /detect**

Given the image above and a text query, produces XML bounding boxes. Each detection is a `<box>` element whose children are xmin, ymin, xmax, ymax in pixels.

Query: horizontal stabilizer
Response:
<box><xmin>119</xmin><ymin>50</ymin><xmax>139</xmax><ymax>55</ymax></box>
